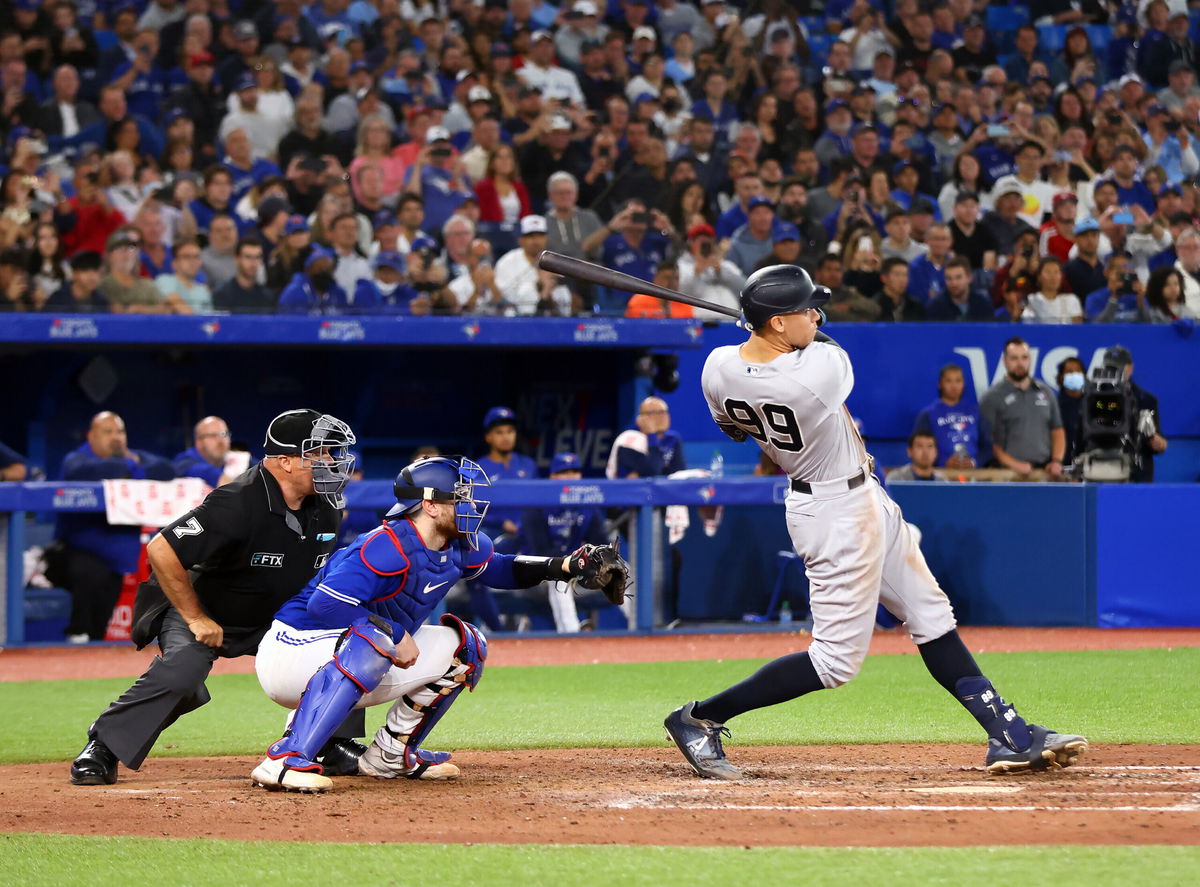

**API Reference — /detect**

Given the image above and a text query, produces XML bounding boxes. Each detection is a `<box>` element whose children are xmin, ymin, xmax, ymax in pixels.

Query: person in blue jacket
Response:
<box><xmin>352</xmin><ymin>251</ymin><xmax>424</xmax><ymax>314</ymax></box>
<box><xmin>521</xmin><ymin>451</ymin><xmax>610</xmax><ymax>632</ymax></box>
<box><xmin>172</xmin><ymin>416</ymin><xmax>243</xmax><ymax>488</ymax></box>
<box><xmin>469</xmin><ymin>406</ymin><xmax>538</xmax><ymax>631</ymax></box>
<box><xmin>250</xmin><ymin>454</ymin><xmax>627</xmax><ymax>791</ymax></box>
<box><xmin>277</xmin><ymin>246</ymin><xmax>350</xmax><ymax>314</ymax></box>
<box><xmin>54</xmin><ymin>411</ymin><xmax>174</xmax><ymax>642</ymax></box>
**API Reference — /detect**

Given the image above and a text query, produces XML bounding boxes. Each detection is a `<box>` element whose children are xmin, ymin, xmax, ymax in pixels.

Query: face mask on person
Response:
<box><xmin>375</xmin><ymin>278</ymin><xmax>400</xmax><ymax>297</ymax></box>
<box><xmin>310</xmin><ymin>269</ymin><xmax>335</xmax><ymax>291</ymax></box>
<box><xmin>1063</xmin><ymin>371</ymin><xmax>1085</xmax><ymax>392</ymax></box>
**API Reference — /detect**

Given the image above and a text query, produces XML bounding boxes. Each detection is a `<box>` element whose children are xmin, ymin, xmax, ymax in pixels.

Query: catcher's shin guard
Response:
<box><xmin>359</xmin><ymin>615</ymin><xmax>486</xmax><ymax>780</ymax></box>
<box><xmin>264</xmin><ymin>619</ymin><xmax>396</xmax><ymax>770</ymax></box>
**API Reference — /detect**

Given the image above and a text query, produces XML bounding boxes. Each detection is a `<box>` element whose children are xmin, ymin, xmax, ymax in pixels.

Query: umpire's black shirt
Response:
<box><xmin>156</xmin><ymin>463</ymin><xmax>341</xmax><ymax>647</ymax></box>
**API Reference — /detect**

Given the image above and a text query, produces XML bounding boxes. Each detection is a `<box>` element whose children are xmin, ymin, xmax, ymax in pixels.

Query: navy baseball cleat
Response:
<box><xmin>664</xmin><ymin>702</ymin><xmax>744</xmax><ymax>780</ymax></box>
<box><xmin>985</xmin><ymin>724</ymin><xmax>1088</xmax><ymax>773</ymax></box>
<box><xmin>318</xmin><ymin>737</ymin><xmax>367</xmax><ymax>777</ymax></box>
<box><xmin>70</xmin><ymin>738</ymin><xmax>118</xmax><ymax>785</ymax></box>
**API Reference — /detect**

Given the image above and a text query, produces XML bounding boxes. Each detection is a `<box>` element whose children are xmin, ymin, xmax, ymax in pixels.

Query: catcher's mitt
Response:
<box><xmin>566</xmin><ymin>542</ymin><xmax>630</xmax><ymax>605</ymax></box>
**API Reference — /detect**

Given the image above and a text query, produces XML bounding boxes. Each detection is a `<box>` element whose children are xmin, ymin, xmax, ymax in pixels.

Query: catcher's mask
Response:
<box><xmin>387</xmin><ymin>456</ymin><xmax>492</xmax><ymax>550</ymax></box>
<box><xmin>263</xmin><ymin>409</ymin><xmax>357</xmax><ymax>509</ymax></box>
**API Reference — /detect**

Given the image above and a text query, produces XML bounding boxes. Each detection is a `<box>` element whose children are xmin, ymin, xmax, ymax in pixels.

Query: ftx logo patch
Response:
<box><xmin>251</xmin><ymin>552</ymin><xmax>285</xmax><ymax>568</ymax></box>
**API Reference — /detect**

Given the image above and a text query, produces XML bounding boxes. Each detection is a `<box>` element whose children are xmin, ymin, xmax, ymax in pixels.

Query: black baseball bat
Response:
<box><xmin>537</xmin><ymin>250</ymin><xmax>741</xmax><ymax>319</ymax></box>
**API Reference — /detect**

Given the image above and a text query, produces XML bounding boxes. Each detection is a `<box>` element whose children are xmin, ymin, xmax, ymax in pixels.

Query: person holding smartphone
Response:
<box><xmin>676</xmin><ymin>222</ymin><xmax>745</xmax><ymax>322</ymax></box>
<box><xmin>1143</xmin><ymin>104</ymin><xmax>1198</xmax><ymax>187</ymax></box>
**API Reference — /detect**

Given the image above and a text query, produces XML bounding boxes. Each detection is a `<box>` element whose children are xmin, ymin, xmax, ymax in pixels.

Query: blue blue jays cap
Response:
<box><xmin>773</xmin><ymin>221</ymin><xmax>800</xmax><ymax>242</ymax></box>
<box><xmin>483</xmin><ymin>406</ymin><xmax>517</xmax><ymax>431</ymax></box>
<box><xmin>550</xmin><ymin>452</ymin><xmax>582</xmax><ymax>474</ymax></box>
<box><xmin>1160</xmin><ymin>182</ymin><xmax>1183</xmax><ymax>197</ymax></box>
<box><xmin>284</xmin><ymin>215</ymin><xmax>308</xmax><ymax>234</ymax></box>
<box><xmin>373</xmin><ymin>209</ymin><xmax>398</xmax><ymax>228</ymax></box>
<box><xmin>374</xmin><ymin>250</ymin><xmax>405</xmax><ymax>271</ymax></box>
<box><xmin>304</xmin><ymin>245</ymin><xmax>335</xmax><ymax>269</ymax></box>
<box><xmin>1073</xmin><ymin>216</ymin><xmax>1100</xmax><ymax>235</ymax></box>
<box><xmin>747</xmin><ymin>195</ymin><xmax>775</xmax><ymax>211</ymax></box>
<box><xmin>892</xmin><ymin>158</ymin><xmax>916</xmax><ymax>176</ymax></box>
<box><xmin>411</xmin><ymin>235</ymin><xmax>438</xmax><ymax>252</ymax></box>
<box><xmin>824</xmin><ymin>98</ymin><xmax>850</xmax><ymax>115</ymax></box>
<box><xmin>15</xmin><ymin>0</ymin><xmax>42</xmax><ymax>8</ymax></box>
<box><xmin>351</xmin><ymin>59</ymin><xmax>370</xmax><ymax>74</ymax></box>
<box><xmin>235</xmin><ymin>72</ymin><xmax>257</xmax><ymax>92</ymax></box>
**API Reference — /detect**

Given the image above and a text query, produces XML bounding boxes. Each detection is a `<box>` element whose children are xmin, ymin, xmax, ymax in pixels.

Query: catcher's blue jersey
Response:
<box><xmin>275</xmin><ymin>519</ymin><xmax>496</xmax><ymax>638</ymax></box>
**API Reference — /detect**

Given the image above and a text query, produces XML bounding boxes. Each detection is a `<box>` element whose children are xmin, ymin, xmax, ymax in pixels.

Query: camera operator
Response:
<box><xmin>1084</xmin><ymin>252</ymin><xmax>1144</xmax><ymax>322</ymax></box>
<box><xmin>1101</xmin><ymin>346</ymin><xmax>1167</xmax><ymax>483</ymax></box>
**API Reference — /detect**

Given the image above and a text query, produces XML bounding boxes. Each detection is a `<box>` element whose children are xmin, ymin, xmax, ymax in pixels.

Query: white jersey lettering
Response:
<box><xmin>701</xmin><ymin>342</ymin><xmax>865</xmax><ymax>482</ymax></box>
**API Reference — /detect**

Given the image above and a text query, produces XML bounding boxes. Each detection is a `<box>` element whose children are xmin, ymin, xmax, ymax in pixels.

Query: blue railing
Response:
<box><xmin>0</xmin><ymin>477</ymin><xmax>788</xmax><ymax>645</ymax></box>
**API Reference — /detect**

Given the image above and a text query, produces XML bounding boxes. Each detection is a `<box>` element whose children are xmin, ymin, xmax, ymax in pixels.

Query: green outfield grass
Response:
<box><xmin>3</xmin><ymin>834</ymin><xmax>1199</xmax><ymax>886</ymax></box>
<box><xmin>2</xmin><ymin>648</ymin><xmax>1196</xmax><ymax>765</ymax></box>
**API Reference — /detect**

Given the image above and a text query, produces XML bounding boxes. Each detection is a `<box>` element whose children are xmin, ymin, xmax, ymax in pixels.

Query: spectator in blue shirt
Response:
<box><xmin>715</xmin><ymin>171</ymin><xmax>763</xmax><ymax>240</ymax></box>
<box><xmin>690</xmin><ymin>69</ymin><xmax>739</xmax><ymax>148</ymax></box>
<box><xmin>890</xmin><ymin>159</ymin><xmax>940</xmax><ymax>218</ymax></box>
<box><xmin>221</xmin><ymin>128</ymin><xmax>283</xmax><ymax>202</ymax></box>
<box><xmin>599</xmin><ymin>198</ymin><xmax>671</xmax><ymax>288</ymax></box>
<box><xmin>606</xmin><ymin>396</ymin><xmax>686</xmax><ymax>479</ymax></box>
<box><xmin>913</xmin><ymin>363</ymin><xmax>989</xmax><ymax>469</ymax></box>
<box><xmin>470</xmin><ymin>405</ymin><xmax>539</xmax><ymax>632</ymax></box>
<box><xmin>908</xmin><ymin>222</ymin><xmax>953</xmax><ymax>304</ymax></box>
<box><xmin>926</xmin><ymin>256</ymin><xmax>994</xmax><ymax>320</ymax></box>
<box><xmin>1085</xmin><ymin>251</ymin><xmax>1144</xmax><ymax>322</ymax></box>
<box><xmin>1109</xmin><ymin>145</ymin><xmax>1158</xmax><ymax>214</ymax></box>
<box><xmin>352</xmin><ymin>251</ymin><xmax>426</xmax><ymax>314</ymax></box>
<box><xmin>277</xmin><ymin>246</ymin><xmax>351</xmax><ymax>314</ymax></box>
<box><xmin>403</xmin><ymin>125</ymin><xmax>473</xmax><ymax>234</ymax></box>
<box><xmin>53</xmin><ymin>411</ymin><xmax>174</xmax><ymax>642</ymax></box>
<box><xmin>188</xmin><ymin>166</ymin><xmax>238</xmax><ymax>238</ymax></box>
<box><xmin>172</xmin><ymin>416</ymin><xmax>242</xmax><ymax>488</ymax></box>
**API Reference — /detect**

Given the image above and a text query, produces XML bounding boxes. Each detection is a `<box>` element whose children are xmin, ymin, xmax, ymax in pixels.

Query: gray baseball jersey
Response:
<box><xmin>702</xmin><ymin>342</ymin><xmax>868</xmax><ymax>482</ymax></box>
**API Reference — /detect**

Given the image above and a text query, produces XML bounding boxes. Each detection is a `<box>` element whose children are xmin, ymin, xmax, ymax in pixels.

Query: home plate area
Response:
<box><xmin>1</xmin><ymin>745</ymin><xmax>1197</xmax><ymax>848</ymax></box>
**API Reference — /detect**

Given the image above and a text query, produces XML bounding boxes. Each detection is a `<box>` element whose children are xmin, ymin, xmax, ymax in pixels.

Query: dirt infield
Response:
<box><xmin>2</xmin><ymin>628</ymin><xmax>1197</xmax><ymax>847</ymax></box>
<box><xmin>4</xmin><ymin>626</ymin><xmax>1199</xmax><ymax>682</ymax></box>
<box><xmin>1</xmin><ymin>745</ymin><xmax>1198</xmax><ymax>846</ymax></box>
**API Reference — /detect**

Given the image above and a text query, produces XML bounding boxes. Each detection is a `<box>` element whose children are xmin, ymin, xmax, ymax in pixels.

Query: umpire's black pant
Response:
<box><xmin>89</xmin><ymin>607</ymin><xmax>365</xmax><ymax>771</ymax></box>
<box><xmin>62</xmin><ymin>546</ymin><xmax>124</xmax><ymax>640</ymax></box>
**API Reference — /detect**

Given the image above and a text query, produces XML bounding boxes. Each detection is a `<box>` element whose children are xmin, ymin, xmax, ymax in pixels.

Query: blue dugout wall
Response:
<box><xmin>1</xmin><ymin>318</ymin><xmax>1196</xmax><ymax>637</ymax></box>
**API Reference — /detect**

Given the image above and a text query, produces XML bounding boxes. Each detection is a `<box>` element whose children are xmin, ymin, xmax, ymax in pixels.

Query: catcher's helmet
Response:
<box><xmin>737</xmin><ymin>264</ymin><xmax>830</xmax><ymax>331</ymax></box>
<box><xmin>387</xmin><ymin>456</ymin><xmax>491</xmax><ymax>549</ymax></box>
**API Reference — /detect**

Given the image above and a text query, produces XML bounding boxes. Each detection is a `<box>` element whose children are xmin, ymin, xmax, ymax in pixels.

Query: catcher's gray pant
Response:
<box><xmin>785</xmin><ymin>472</ymin><xmax>956</xmax><ymax>689</ymax></box>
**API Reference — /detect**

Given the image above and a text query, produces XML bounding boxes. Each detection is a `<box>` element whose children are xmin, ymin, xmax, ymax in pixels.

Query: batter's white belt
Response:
<box><xmin>789</xmin><ymin>461</ymin><xmax>874</xmax><ymax>498</ymax></box>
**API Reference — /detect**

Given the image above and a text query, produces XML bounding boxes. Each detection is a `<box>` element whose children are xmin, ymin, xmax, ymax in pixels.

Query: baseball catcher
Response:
<box><xmin>251</xmin><ymin>455</ymin><xmax>628</xmax><ymax>791</ymax></box>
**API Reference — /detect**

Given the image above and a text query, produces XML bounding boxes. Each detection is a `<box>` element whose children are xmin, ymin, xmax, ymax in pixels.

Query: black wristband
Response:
<box><xmin>511</xmin><ymin>555</ymin><xmax>568</xmax><ymax>588</ymax></box>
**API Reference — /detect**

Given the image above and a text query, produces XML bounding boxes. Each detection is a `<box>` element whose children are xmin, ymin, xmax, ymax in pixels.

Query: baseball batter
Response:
<box><xmin>665</xmin><ymin>264</ymin><xmax>1087</xmax><ymax>778</ymax></box>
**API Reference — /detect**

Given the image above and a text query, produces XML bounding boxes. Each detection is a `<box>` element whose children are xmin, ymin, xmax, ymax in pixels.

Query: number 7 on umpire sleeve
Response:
<box><xmin>722</xmin><ymin>399</ymin><xmax>805</xmax><ymax>452</ymax></box>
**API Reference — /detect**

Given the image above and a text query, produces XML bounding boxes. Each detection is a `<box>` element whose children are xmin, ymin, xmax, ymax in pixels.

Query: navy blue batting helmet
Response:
<box><xmin>737</xmin><ymin>264</ymin><xmax>830</xmax><ymax>331</ymax></box>
<box><xmin>387</xmin><ymin>456</ymin><xmax>491</xmax><ymax>549</ymax></box>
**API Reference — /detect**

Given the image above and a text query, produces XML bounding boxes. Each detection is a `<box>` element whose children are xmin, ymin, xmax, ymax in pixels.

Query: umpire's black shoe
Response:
<box><xmin>318</xmin><ymin>737</ymin><xmax>368</xmax><ymax>777</ymax></box>
<box><xmin>70</xmin><ymin>739</ymin><xmax>118</xmax><ymax>785</ymax></box>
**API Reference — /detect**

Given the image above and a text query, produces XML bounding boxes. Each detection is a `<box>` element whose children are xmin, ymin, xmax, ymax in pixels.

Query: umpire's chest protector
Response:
<box><xmin>164</xmin><ymin>465</ymin><xmax>343</xmax><ymax>630</ymax></box>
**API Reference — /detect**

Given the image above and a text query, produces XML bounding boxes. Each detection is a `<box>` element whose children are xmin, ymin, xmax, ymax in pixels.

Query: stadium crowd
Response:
<box><xmin>1</xmin><ymin>0</ymin><xmax>1200</xmax><ymax>322</ymax></box>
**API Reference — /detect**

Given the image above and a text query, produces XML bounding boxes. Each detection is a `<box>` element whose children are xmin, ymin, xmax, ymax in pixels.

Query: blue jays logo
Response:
<box><xmin>698</xmin><ymin>486</ymin><xmax>716</xmax><ymax>503</ymax></box>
